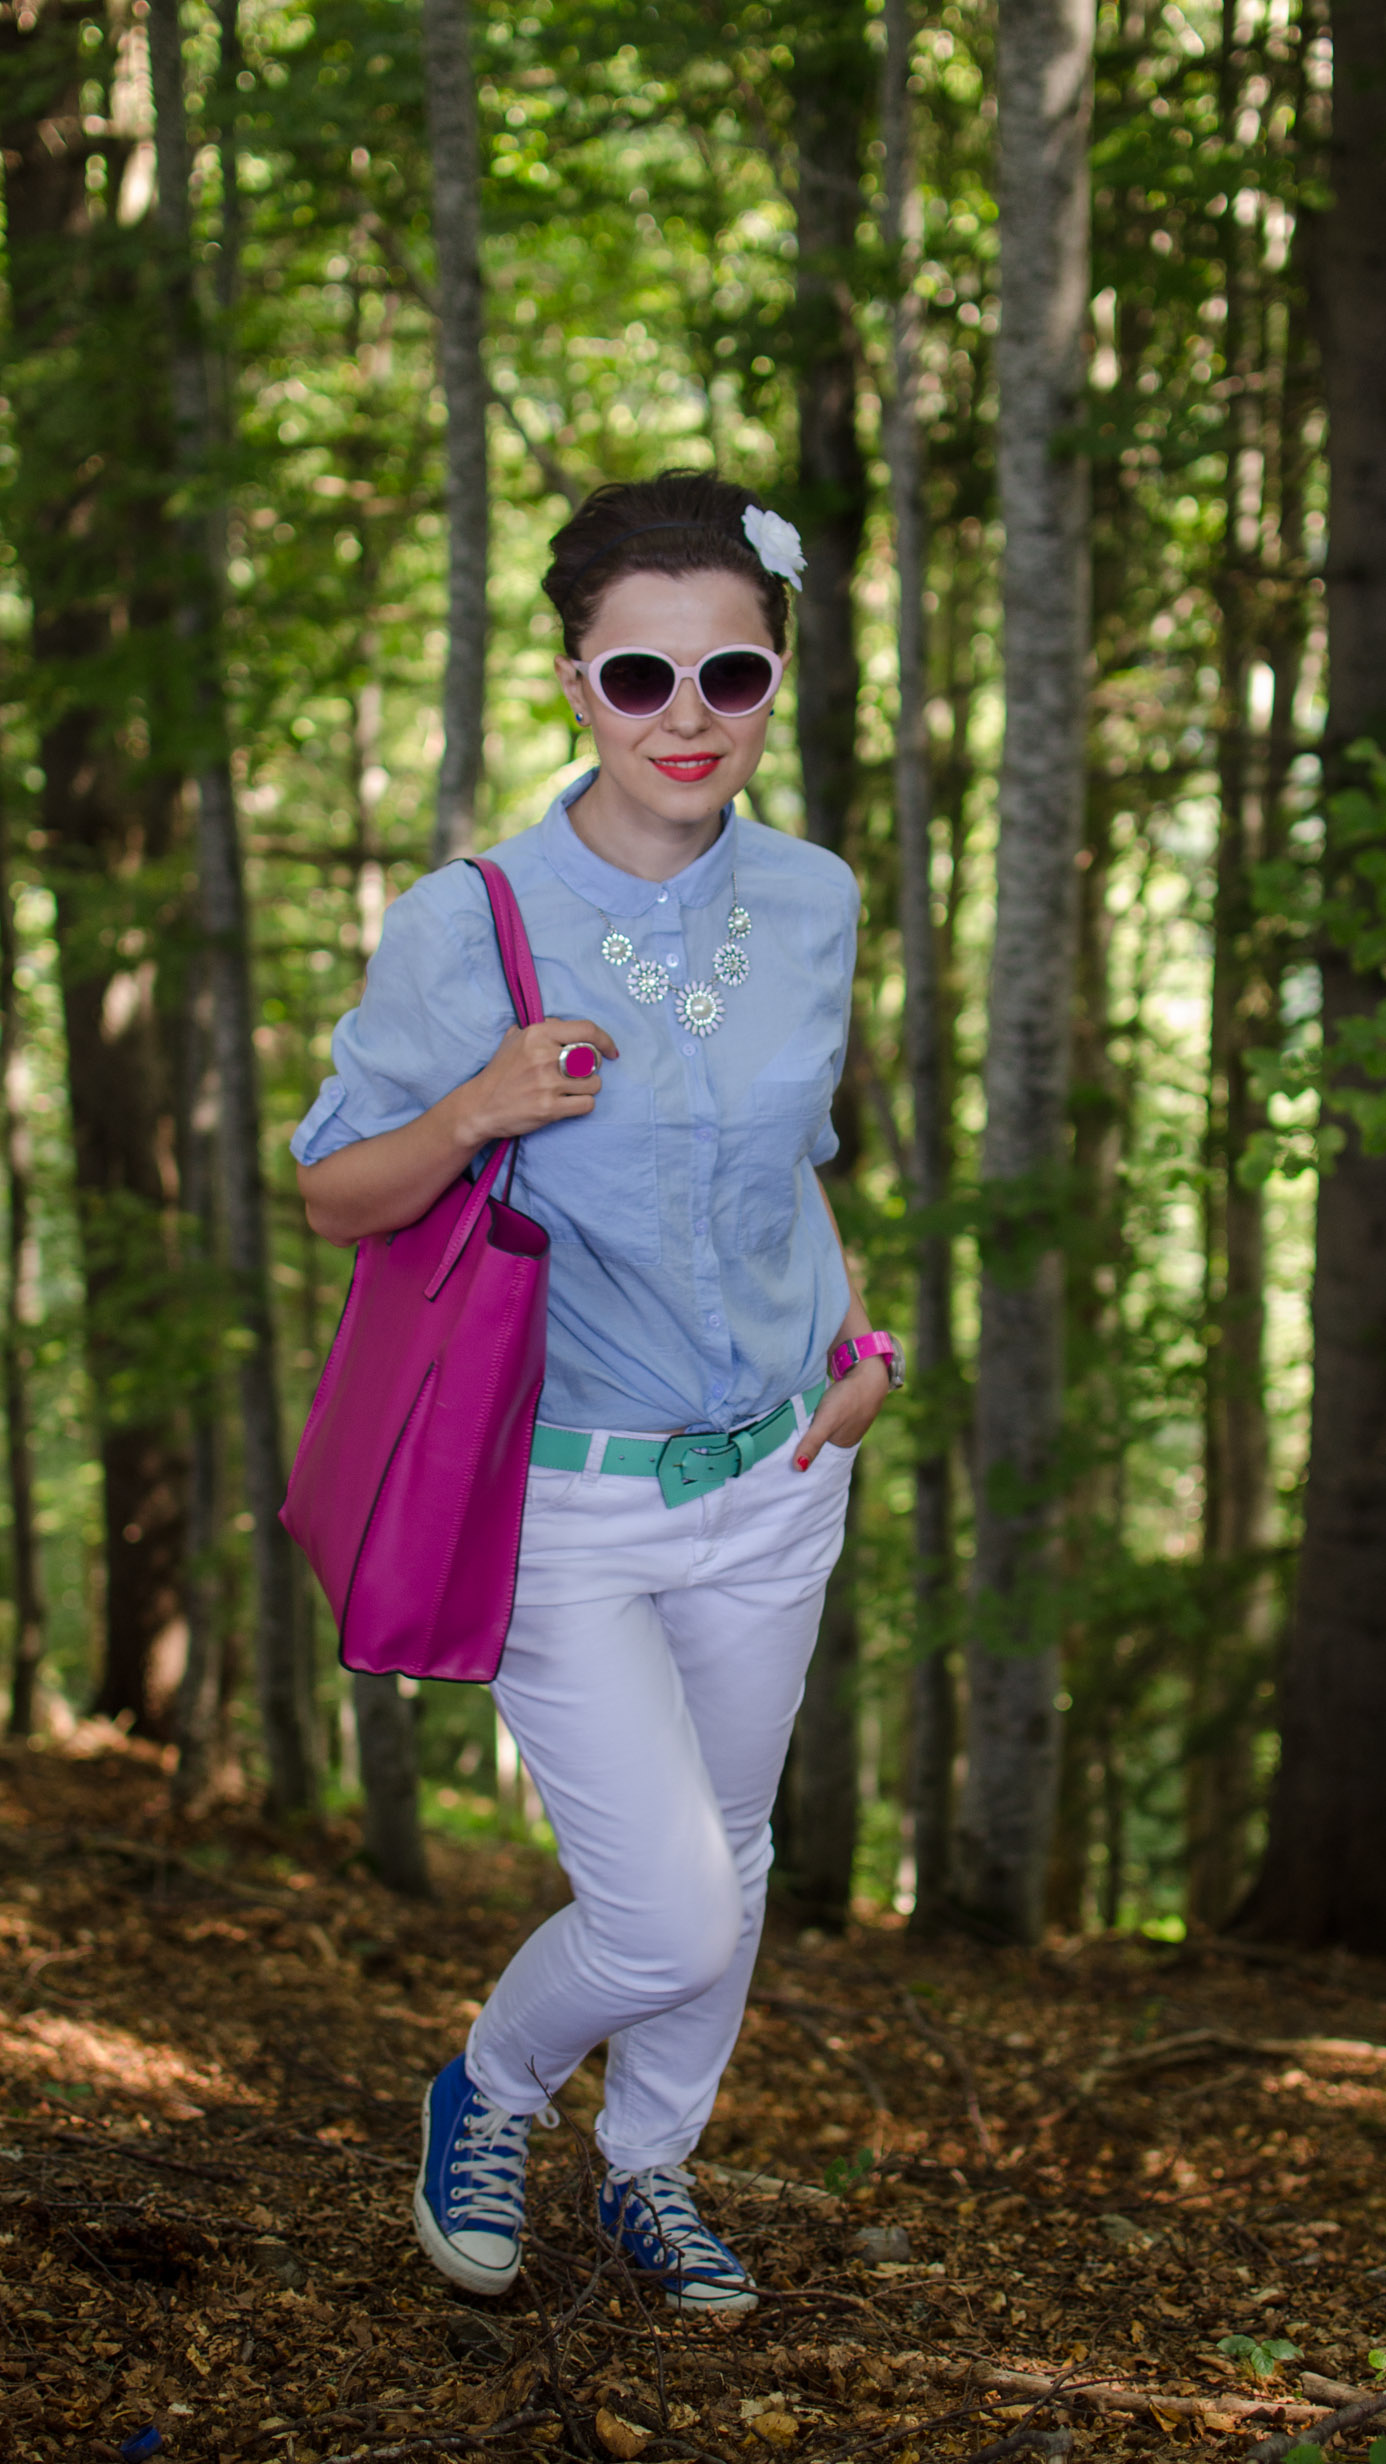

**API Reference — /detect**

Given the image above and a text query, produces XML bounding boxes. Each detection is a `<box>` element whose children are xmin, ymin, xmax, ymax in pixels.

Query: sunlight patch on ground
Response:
<box><xmin>0</xmin><ymin>2009</ymin><xmax>253</xmax><ymax>2119</ymax></box>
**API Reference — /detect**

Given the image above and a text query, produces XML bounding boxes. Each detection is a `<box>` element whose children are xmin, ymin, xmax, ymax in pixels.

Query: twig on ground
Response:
<box><xmin>526</xmin><ymin>2259</ymin><xmax>596</xmax><ymax>2458</ymax></box>
<box><xmin>966</xmin><ymin>2429</ymin><xmax>1072</xmax><ymax>2464</ymax></box>
<box><xmin>1246</xmin><ymin>2387</ymin><xmax>1386</xmax><ymax>2462</ymax></box>
<box><xmin>28</xmin><ymin>2128</ymin><xmax>244</xmax><ymax>2183</ymax></box>
<box><xmin>917</xmin><ymin>2358</ymin><xmax>1331</xmax><ymax>2425</ymax></box>
<box><xmin>752</xmin><ymin>1993</ymin><xmax>891</xmax><ymax>2149</ymax></box>
<box><xmin>696</xmin><ymin>2160</ymin><xmax>840</xmax><ymax>2213</ymax></box>
<box><xmin>313</xmin><ymin>2414</ymin><xmax>554</xmax><ymax>2461</ymax></box>
<box><xmin>52</xmin><ymin>1829</ymin><xmax>294</xmax><ymax>1905</ymax></box>
<box><xmin>1076</xmin><ymin>2026</ymin><xmax>1386</xmax><ymax>2096</ymax></box>
<box><xmin>893</xmin><ymin>1988</ymin><xmax>994</xmax><ymax>2162</ymax></box>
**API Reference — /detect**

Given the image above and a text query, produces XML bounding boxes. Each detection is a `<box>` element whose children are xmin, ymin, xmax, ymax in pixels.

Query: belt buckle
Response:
<box><xmin>657</xmin><ymin>1432</ymin><xmax>740</xmax><ymax>1509</ymax></box>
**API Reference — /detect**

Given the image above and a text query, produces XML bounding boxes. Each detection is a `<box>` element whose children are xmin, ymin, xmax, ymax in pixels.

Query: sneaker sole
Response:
<box><xmin>663</xmin><ymin>2279</ymin><xmax>759</xmax><ymax>2316</ymax></box>
<box><xmin>412</xmin><ymin>2087</ymin><xmax>522</xmax><ymax>2297</ymax></box>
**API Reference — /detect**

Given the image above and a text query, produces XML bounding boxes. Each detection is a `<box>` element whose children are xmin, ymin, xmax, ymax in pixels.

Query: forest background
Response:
<box><xmin>1</xmin><ymin>0</ymin><xmax>1383</xmax><ymax>1951</ymax></box>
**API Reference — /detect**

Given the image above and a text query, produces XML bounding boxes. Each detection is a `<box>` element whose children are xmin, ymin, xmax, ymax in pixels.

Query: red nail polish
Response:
<box><xmin>796</xmin><ymin>1454</ymin><xmax>809</xmax><ymax>1471</ymax></box>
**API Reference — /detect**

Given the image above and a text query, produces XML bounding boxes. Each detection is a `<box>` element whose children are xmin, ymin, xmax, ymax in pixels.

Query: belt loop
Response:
<box><xmin>580</xmin><ymin>1429</ymin><xmax>604</xmax><ymax>1484</ymax></box>
<box><xmin>791</xmin><ymin>1388</ymin><xmax>812</xmax><ymax>1434</ymax></box>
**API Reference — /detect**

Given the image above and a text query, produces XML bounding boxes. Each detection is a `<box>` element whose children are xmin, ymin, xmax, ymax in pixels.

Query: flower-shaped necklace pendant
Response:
<box><xmin>597</xmin><ymin>853</ymin><xmax>751</xmax><ymax>1036</ymax></box>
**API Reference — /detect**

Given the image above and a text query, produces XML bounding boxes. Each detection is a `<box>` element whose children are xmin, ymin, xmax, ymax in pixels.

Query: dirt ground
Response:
<box><xmin>5</xmin><ymin>1739</ymin><xmax>1386</xmax><ymax>2464</ymax></box>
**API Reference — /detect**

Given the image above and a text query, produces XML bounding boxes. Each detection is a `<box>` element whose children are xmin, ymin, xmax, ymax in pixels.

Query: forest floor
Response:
<box><xmin>5</xmin><ymin>1740</ymin><xmax>1386</xmax><ymax>2464</ymax></box>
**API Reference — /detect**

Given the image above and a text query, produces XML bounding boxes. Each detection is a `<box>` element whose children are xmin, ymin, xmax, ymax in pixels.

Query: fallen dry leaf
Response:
<box><xmin>751</xmin><ymin>2410</ymin><xmax>801</xmax><ymax>2445</ymax></box>
<box><xmin>595</xmin><ymin>2406</ymin><xmax>652</xmax><ymax>2458</ymax></box>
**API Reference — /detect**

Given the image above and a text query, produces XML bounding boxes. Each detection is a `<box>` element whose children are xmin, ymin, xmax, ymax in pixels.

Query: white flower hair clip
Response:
<box><xmin>742</xmin><ymin>505</ymin><xmax>805</xmax><ymax>592</ymax></box>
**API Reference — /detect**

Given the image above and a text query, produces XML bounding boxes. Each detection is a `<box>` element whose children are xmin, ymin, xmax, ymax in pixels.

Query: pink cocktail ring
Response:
<box><xmin>557</xmin><ymin>1041</ymin><xmax>600</xmax><ymax>1081</ymax></box>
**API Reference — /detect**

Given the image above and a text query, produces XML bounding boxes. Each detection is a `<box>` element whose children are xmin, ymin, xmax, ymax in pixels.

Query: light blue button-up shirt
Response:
<box><xmin>292</xmin><ymin>775</ymin><xmax>858</xmax><ymax>1433</ymax></box>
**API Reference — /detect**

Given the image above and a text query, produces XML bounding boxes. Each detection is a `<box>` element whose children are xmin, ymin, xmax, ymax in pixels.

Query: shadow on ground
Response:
<box><xmin>4</xmin><ymin>1738</ymin><xmax>1386</xmax><ymax>2462</ymax></box>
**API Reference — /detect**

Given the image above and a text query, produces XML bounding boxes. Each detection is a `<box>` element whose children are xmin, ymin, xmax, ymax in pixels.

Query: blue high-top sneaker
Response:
<box><xmin>413</xmin><ymin>2055</ymin><xmax>534</xmax><ymax>2295</ymax></box>
<box><xmin>598</xmin><ymin>2165</ymin><xmax>758</xmax><ymax>2314</ymax></box>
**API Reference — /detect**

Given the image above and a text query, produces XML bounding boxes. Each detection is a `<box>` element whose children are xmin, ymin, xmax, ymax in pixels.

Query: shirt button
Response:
<box><xmin>706</xmin><ymin>1312</ymin><xmax>721</xmax><ymax>1330</ymax></box>
<box><xmin>667</xmin><ymin>954</ymin><xmax>680</xmax><ymax>968</ymax></box>
<box><xmin>656</xmin><ymin>890</ymin><xmax>669</xmax><ymax>904</ymax></box>
<box><xmin>681</xmin><ymin>1040</ymin><xmax>696</xmax><ymax>1056</ymax></box>
<box><xmin>696</xmin><ymin>1126</ymin><xmax>714</xmax><ymax>1143</ymax></box>
<box><xmin>694</xmin><ymin>1217</ymin><xmax>708</xmax><ymax>1235</ymax></box>
<box><xmin>709</xmin><ymin>1384</ymin><xmax>726</xmax><ymax>1404</ymax></box>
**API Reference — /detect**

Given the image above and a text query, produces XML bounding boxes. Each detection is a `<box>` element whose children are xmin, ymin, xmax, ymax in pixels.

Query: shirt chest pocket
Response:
<box><xmin>518</xmin><ymin>1077</ymin><xmax>661</xmax><ymax>1266</ymax></box>
<box><xmin>737</xmin><ymin>1068</ymin><xmax>834</xmax><ymax>1253</ymax></box>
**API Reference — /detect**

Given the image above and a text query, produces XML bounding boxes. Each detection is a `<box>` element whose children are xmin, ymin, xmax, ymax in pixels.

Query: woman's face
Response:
<box><xmin>555</xmin><ymin>567</ymin><xmax>778</xmax><ymax>829</ymax></box>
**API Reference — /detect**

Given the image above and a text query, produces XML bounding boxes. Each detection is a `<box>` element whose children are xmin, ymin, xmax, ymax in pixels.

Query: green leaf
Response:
<box><xmin>1216</xmin><ymin>2334</ymin><xmax>1302</xmax><ymax>2380</ymax></box>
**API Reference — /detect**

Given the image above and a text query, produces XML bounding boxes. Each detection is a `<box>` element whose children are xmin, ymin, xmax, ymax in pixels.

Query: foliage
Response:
<box><xmin>0</xmin><ymin>0</ymin><xmax>1334</xmax><ymax>1915</ymax></box>
<box><xmin>1215</xmin><ymin>2334</ymin><xmax>1304</xmax><ymax>2382</ymax></box>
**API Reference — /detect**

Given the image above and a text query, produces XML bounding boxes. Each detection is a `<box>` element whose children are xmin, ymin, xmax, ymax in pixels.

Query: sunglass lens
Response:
<box><xmin>700</xmin><ymin>650</ymin><xmax>775</xmax><ymax>714</ymax></box>
<box><xmin>597</xmin><ymin>653</ymin><xmax>676</xmax><ymax>716</ymax></box>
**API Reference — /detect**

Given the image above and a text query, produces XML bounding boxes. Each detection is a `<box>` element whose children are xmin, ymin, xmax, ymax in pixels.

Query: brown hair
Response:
<box><xmin>542</xmin><ymin>469</ymin><xmax>791</xmax><ymax>656</ymax></box>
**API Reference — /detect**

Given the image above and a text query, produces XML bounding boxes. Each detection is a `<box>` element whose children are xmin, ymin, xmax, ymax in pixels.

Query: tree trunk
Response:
<box><xmin>790</xmin><ymin>5</ymin><xmax>870</xmax><ymax>859</ymax></box>
<box><xmin>956</xmin><ymin>0</ymin><xmax>1093</xmax><ymax>1945</ymax></box>
<box><xmin>1</xmin><ymin>788</ymin><xmax>46</xmax><ymax>1738</ymax></box>
<box><xmin>420</xmin><ymin>0</ymin><xmax>488</xmax><ymax>866</ymax></box>
<box><xmin>336</xmin><ymin>422</ymin><xmax>427</xmax><ymax>1893</ymax></box>
<box><xmin>775</xmin><ymin>1499</ymin><xmax>861</xmax><ymax>1931</ymax></box>
<box><xmin>1048</xmin><ymin>772</ymin><xmax>1126</xmax><ymax>1929</ymax></box>
<box><xmin>880</xmin><ymin>0</ymin><xmax>956</xmax><ymax>1936</ymax></box>
<box><xmin>2</xmin><ymin>0</ymin><xmax>190</xmax><ymax>1737</ymax></box>
<box><xmin>148</xmin><ymin>0</ymin><xmax>317</xmax><ymax>1815</ymax></box>
<box><xmin>173</xmin><ymin>977</ymin><xmax>226</xmax><ymax>1805</ymax></box>
<box><xmin>355</xmin><ymin>1672</ymin><xmax>430</xmax><ymax>1898</ymax></box>
<box><xmin>769</xmin><ymin>5</ymin><xmax>872</xmax><ymax>1926</ymax></box>
<box><xmin>1240</xmin><ymin>0</ymin><xmax>1386</xmax><ymax>1950</ymax></box>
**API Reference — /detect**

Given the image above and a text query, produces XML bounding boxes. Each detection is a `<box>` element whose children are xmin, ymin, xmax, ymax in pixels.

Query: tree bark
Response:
<box><xmin>420</xmin><ymin>0</ymin><xmax>487</xmax><ymax>866</ymax></box>
<box><xmin>355</xmin><ymin>1672</ymin><xmax>430</xmax><ymax>1898</ymax></box>
<box><xmin>790</xmin><ymin>5</ymin><xmax>870</xmax><ymax>859</ymax></box>
<box><xmin>880</xmin><ymin>0</ymin><xmax>956</xmax><ymax>1936</ymax></box>
<box><xmin>148</xmin><ymin>0</ymin><xmax>317</xmax><ymax>1815</ymax></box>
<box><xmin>956</xmin><ymin>0</ymin><xmax>1093</xmax><ymax>1945</ymax></box>
<box><xmin>767</xmin><ymin>4</ymin><xmax>872</xmax><ymax>1927</ymax></box>
<box><xmin>1240</xmin><ymin>0</ymin><xmax>1386</xmax><ymax>1950</ymax></box>
<box><xmin>2</xmin><ymin>0</ymin><xmax>190</xmax><ymax>1737</ymax></box>
<box><xmin>1</xmin><ymin>787</ymin><xmax>46</xmax><ymax>1738</ymax></box>
<box><xmin>774</xmin><ymin>1500</ymin><xmax>861</xmax><ymax>1932</ymax></box>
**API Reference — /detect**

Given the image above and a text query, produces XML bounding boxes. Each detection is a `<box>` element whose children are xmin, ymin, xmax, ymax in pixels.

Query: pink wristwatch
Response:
<box><xmin>828</xmin><ymin>1330</ymin><xmax>906</xmax><ymax>1390</ymax></box>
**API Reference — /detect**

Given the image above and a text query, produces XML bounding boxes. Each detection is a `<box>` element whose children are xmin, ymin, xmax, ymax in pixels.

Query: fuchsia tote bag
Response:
<box><xmin>281</xmin><ymin>860</ymin><xmax>549</xmax><ymax>1684</ymax></box>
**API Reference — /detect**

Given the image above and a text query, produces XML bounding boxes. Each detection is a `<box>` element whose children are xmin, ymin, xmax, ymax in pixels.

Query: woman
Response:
<box><xmin>293</xmin><ymin>470</ymin><xmax>903</xmax><ymax>2314</ymax></box>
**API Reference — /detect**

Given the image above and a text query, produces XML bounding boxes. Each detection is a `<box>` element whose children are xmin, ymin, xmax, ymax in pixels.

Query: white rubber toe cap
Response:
<box><xmin>412</xmin><ymin>2184</ymin><xmax>521</xmax><ymax>2295</ymax></box>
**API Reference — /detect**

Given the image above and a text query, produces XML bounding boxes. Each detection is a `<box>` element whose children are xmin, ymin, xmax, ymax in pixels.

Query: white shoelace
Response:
<box><xmin>617</xmin><ymin>2164</ymin><xmax>742</xmax><ymax>2275</ymax></box>
<box><xmin>444</xmin><ymin>2104</ymin><xmax>532</xmax><ymax>2227</ymax></box>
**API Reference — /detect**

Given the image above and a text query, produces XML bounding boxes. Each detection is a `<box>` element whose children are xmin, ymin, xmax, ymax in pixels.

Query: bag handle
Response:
<box><xmin>470</xmin><ymin>858</ymin><xmax>544</xmax><ymax>1029</ymax></box>
<box><xmin>422</xmin><ymin>859</ymin><xmax>545</xmax><ymax>1303</ymax></box>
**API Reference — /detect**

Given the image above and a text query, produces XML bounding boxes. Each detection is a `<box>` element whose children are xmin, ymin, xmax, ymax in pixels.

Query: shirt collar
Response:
<box><xmin>539</xmin><ymin>770</ymin><xmax>738</xmax><ymax>916</ymax></box>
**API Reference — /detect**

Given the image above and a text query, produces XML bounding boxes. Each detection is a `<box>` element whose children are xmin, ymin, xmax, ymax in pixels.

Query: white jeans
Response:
<box><xmin>465</xmin><ymin>1401</ymin><xmax>856</xmax><ymax>2175</ymax></box>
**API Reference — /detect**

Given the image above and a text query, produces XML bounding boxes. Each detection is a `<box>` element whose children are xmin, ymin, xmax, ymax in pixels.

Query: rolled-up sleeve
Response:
<box><xmin>290</xmin><ymin>873</ymin><xmax>511</xmax><ymax>1166</ymax></box>
<box><xmin>808</xmin><ymin>907</ymin><xmax>858</xmax><ymax>1169</ymax></box>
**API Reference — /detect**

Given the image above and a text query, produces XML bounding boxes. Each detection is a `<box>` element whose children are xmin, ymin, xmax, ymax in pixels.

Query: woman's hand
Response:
<box><xmin>466</xmin><ymin>1019</ymin><xmax>619</xmax><ymax>1142</ymax></box>
<box><xmin>298</xmin><ymin>1016</ymin><xmax>618</xmax><ymax>1245</ymax></box>
<box><xmin>794</xmin><ymin>1355</ymin><xmax>890</xmax><ymax>1469</ymax></box>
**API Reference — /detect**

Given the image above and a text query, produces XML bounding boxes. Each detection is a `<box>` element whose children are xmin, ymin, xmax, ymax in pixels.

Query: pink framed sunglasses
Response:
<box><xmin>574</xmin><ymin>643</ymin><xmax>784</xmax><ymax>721</ymax></box>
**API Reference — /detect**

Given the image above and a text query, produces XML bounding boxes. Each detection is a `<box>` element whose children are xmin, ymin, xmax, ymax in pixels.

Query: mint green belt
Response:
<box><xmin>531</xmin><ymin>1382</ymin><xmax>826</xmax><ymax>1510</ymax></box>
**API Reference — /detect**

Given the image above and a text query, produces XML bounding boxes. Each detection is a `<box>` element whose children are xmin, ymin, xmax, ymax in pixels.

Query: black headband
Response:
<box><xmin>562</xmin><ymin>519</ymin><xmax>750</xmax><ymax>593</ymax></box>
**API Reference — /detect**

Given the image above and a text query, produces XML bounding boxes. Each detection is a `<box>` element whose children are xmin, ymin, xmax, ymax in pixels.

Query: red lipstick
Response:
<box><xmin>652</xmin><ymin>755</ymin><xmax>721</xmax><ymax>782</ymax></box>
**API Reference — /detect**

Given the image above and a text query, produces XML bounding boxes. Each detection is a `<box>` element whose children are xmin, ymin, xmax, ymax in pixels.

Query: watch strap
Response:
<box><xmin>829</xmin><ymin>1330</ymin><xmax>896</xmax><ymax>1383</ymax></box>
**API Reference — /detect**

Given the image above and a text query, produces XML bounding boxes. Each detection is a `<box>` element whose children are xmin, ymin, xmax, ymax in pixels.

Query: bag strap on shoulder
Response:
<box><xmin>469</xmin><ymin>858</ymin><xmax>544</xmax><ymax>1029</ymax></box>
<box><xmin>421</xmin><ymin>859</ymin><xmax>545</xmax><ymax>1303</ymax></box>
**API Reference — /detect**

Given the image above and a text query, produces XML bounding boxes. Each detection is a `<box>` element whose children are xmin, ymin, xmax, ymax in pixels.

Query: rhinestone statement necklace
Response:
<box><xmin>600</xmin><ymin>880</ymin><xmax>752</xmax><ymax>1038</ymax></box>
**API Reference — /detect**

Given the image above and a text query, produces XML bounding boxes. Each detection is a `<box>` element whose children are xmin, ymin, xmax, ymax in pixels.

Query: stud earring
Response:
<box><xmin>575</xmin><ymin>709</ymin><xmax>588</xmax><ymax>725</ymax></box>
